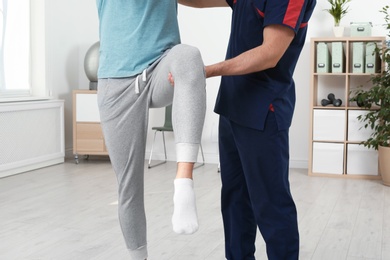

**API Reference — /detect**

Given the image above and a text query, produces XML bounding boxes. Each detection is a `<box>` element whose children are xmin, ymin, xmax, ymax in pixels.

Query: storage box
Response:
<box><xmin>313</xmin><ymin>109</ymin><xmax>345</xmax><ymax>141</ymax></box>
<box><xmin>316</xmin><ymin>42</ymin><xmax>330</xmax><ymax>73</ymax></box>
<box><xmin>312</xmin><ymin>142</ymin><xmax>344</xmax><ymax>174</ymax></box>
<box><xmin>347</xmin><ymin>144</ymin><xmax>378</xmax><ymax>175</ymax></box>
<box><xmin>350</xmin><ymin>22</ymin><xmax>372</xmax><ymax>37</ymax></box>
<box><xmin>347</xmin><ymin>110</ymin><xmax>375</xmax><ymax>142</ymax></box>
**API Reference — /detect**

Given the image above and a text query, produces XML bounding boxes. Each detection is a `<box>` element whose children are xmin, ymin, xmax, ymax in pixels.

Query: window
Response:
<box><xmin>0</xmin><ymin>0</ymin><xmax>31</xmax><ymax>98</ymax></box>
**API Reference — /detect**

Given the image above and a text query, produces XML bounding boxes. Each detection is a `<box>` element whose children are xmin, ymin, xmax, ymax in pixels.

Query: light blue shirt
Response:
<box><xmin>96</xmin><ymin>0</ymin><xmax>181</xmax><ymax>78</ymax></box>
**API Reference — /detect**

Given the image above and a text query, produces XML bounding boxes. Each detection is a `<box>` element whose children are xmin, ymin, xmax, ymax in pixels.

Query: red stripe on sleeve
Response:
<box><xmin>283</xmin><ymin>0</ymin><xmax>305</xmax><ymax>29</ymax></box>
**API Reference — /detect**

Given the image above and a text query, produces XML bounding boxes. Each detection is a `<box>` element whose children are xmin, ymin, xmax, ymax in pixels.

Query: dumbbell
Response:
<box><xmin>356</xmin><ymin>93</ymin><xmax>365</xmax><ymax>107</ymax></box>
<box><xmin>321</xmin><ymin>93</ymin><xmax>342</xmax><ymax>107</ymax></box>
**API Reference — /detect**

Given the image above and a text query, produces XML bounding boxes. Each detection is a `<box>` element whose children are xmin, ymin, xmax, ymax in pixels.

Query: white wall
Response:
<box><xmin>45</xmin><ymin>0</ymin><xmax>389</xmax><ymax>167</ymax></box>
<box><xmin>44</xmin><ymin>0</ymin><xmax>99</xmax><ymax>161</ymax></box>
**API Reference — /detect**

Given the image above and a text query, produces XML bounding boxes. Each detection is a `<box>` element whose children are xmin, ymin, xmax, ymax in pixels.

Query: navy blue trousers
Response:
<box><xmin>218</xmin><ymin>113</ymin><xmax>299</xmax><ymax>260</ymax></box>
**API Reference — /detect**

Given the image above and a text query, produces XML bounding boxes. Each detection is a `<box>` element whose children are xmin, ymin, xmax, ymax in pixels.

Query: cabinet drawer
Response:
<box><xmin>347</xmin><ymin>110</ymin><xmax>374</xmax><ymax>142</ymax></box>
<box><xmin>347</xmin><ymin>144</ymin><xmax>378</xmax><ymax>175</ymax></box>
<box><xmin>313</xmin><ymin>110</ymin><xmax>345</xmax><ymax>141</ymax></box>
<box><xmin>312</xmin><ymin>142</ymin><xmax>344</xmax><ymax>175</ymax></box>
<box><xmin>76</xmin><ymin>139</ymin><xmax>105</xmax><ymax>152</ymax></box>
<box><xmin>75</xmin><ymin>123</ymin><xmax>106</xmax><ymax>153</ymax></box>
<box><xmin>76</xmin><ymin>123</ymin><xmax>104</xmax><ymax>140</ymax></box>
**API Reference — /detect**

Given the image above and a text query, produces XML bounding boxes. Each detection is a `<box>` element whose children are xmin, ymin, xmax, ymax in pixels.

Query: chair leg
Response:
<box><xmin>148</xmin><ymin>130</ymin><xmax>167</xmax><ymax>168</ymax></box>
<box><xmin>162</xmin><ymin>132</ymin><xmax>167</xmax><ymax>163</ymax></box>
<box><xmin>194</xmin><ymin>143</ymin><xmax>205</xmax><ymax>169</ymax></box>
<box><xmin>148</xmin><ymin>130</ymin><xmax>157</xmax><ymax>168</ymax></box>
<box><xmin>200</xmin><ymin>143</ymin><xmax>205</xmax><ymax>165</ymax></box>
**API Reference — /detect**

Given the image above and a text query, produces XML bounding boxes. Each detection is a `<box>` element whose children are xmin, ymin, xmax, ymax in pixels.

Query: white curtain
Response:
<box><xmin>0</xmin><ymin>0</ymin><xmax>8</xmax><ymax>91</ymax></box>
<box><xmin>0</xmin><ymin>0</ymin><xmax>30</xmax><ymax>96</ymax></box>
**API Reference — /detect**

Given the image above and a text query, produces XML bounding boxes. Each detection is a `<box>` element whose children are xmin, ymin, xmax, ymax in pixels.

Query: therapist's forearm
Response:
<box><xmin>205</xmin><ymin>45</ymin><xmax>277</xmax><ymax>78</ymax></box>
<box><xmin>178</xmin><ymin>0</ymin><xmax>228</xmax><ymax>8</ymax></box>
<box><xmin>205</xmin><ymin>25</ymin><xmax>295</xmax><ymax>78</ymax></box>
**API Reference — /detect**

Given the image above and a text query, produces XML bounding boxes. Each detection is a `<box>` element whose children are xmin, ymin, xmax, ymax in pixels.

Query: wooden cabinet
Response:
<box><xmin>308</xmin><ymin>37</ymin><xmax>386</xmax><ymax>179</ymax></box>
<box><xmin>73</xmin><ymin>90</ymin><xmax>108</xmax><ymax>163</ymax></box>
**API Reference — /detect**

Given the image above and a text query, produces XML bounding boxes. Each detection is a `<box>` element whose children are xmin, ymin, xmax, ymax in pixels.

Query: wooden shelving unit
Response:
<box><xmin>308</xmin><ymin>37</ymin><xmax>386</xmax><ymax>179</ymax></box>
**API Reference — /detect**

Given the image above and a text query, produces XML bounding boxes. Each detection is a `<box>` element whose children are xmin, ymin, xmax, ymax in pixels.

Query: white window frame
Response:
<box><xmin>0</xmin><ymin>0</ymin><xmax>47</xmax><ymax>102</ymax></box>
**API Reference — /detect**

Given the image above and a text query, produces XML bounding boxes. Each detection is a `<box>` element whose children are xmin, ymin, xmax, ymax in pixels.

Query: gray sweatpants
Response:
<box><xmin>97</xmin><ymin>44</ymin><xmax>206</xmax><ymax>259</ymax></box>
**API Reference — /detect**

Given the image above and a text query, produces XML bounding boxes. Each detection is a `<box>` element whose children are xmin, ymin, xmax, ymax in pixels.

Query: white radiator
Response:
<box><xmin>0</xmin><ymin>99</ymin><xmax>65</xmax><ymax>178</ymax></box>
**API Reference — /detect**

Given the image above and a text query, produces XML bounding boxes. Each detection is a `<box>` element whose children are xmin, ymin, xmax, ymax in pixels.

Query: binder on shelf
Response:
<box><xmin>365</xmin><ymin>42</ymin><xmax>380</xmax><ymax>74</ymax></box>
<box><xmin>316</xmin><ymin>42</ymin><xmax>330</xmax><ymax>73</ymax></box>
<box><xmin>331</xmin><ymin>42</ymin><xmax>345</xmax><ymax>73</ymax></box>
<box><xmin>352</xmin><ymin>42</ymin><xmax>365</xmax><ymax>73</ymax></box>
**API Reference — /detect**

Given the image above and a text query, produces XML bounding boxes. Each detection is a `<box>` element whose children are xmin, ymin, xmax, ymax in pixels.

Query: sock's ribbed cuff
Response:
<box><xmin>176</xmin><ymin>143</ymin><xmax>199</xmax><ymax>163</ymax></box>
<box><xmin>174</xmin><ymin>178</ymin><xmax>194</xmax><ymax>187</ymax></box>
<box><xmin>128</xmin><ymin>244</ymin><xmax>148</xmax><ymax>260</ymax></box>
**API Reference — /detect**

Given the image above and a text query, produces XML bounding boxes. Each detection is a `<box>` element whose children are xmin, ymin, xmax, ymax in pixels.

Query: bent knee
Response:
<box><xmin>171</xmin><ymin>44</ymin><xmax>201</xmax><ymax>59</ymax></box>
<box><xmin>170</xmin><ymin>44</ymin><xmax>204</xmax><ymax>71</ymax></box>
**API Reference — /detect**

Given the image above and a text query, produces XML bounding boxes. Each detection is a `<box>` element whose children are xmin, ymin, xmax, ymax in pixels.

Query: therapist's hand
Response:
<box><xmin>168</xmin><ymin>72</ymin><xmax>175</xmax><ymax>86</ymax></box>
<box><xmin>168</xmin><ymin>65</ymin><xmax>210</xmax><ymax>86</ymax></box>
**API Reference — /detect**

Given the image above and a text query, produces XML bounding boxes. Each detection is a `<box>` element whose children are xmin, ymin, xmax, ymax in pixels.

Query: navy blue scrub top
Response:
<box><xmin>214</xmin><ymin>0</ymin><xmax>316</xmax><ymax>131</ymax></box>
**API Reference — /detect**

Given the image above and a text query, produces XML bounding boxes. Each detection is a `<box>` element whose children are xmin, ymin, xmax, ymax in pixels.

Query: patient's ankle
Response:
<box><xmin>176</xmin><ymin>162</ymin><xmax>194</xmax><ymax>179</ymax></box>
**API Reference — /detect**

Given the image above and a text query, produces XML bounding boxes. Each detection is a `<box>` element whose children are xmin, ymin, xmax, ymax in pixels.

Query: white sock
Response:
<box><xmin>172</xmin><ymin>178</ymin><xmax>199</xmax><ymax>234</ymax></box>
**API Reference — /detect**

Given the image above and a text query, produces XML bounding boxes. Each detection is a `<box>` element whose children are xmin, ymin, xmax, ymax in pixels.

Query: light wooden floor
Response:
<box><xmin>1</xmin><ymin>157</ymin><xmax>390</xmax><ymax>260</ymax></box>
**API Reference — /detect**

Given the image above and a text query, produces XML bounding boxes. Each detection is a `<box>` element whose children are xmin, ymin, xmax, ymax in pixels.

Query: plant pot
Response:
<box><xmin>333</xmin><ymin>26</ymin><xmax>344</xmax><ymax>37</ymax></box>
<box><xmin>379</xmin><ymin>145</ymin><xmax>390</xmax><ymax>186</ymax></box>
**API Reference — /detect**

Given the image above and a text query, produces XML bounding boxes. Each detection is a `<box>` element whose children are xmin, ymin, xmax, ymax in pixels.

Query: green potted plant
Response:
<box><xmin>350</xmin><ymin>5</ymin><xmax>390</xmax><ymax>185</ymax></box>
<box><xmin>324</xmin><ymin>0</ymin><xmax>351</xmax><ymax>37</ymax></box>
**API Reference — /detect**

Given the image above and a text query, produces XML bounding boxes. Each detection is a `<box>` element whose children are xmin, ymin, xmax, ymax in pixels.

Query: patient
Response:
<box><xmin>95</xmin><ymin>1</ymin><xmax>207</xmax><ymax>259</ymax></box>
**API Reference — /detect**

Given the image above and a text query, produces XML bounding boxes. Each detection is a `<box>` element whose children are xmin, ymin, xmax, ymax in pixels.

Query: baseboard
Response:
<box><xmin>147</xmin><ymin>151</ymin><xmax>308</xmax><ymax>169</ymax></box>
<box><xmin>0</xmin><ymin>157</ymin><xmax>64</xmax><ymax>178</ymax></box>
<box><xmin>67</xmin><ymin>145</ymin><xmax>307</xmax><ymax>170</ymax></box>
<box><xmin>289</xmin><ymin>159</ymin><xmax>309</xmax><ymax>169</ymax></box>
